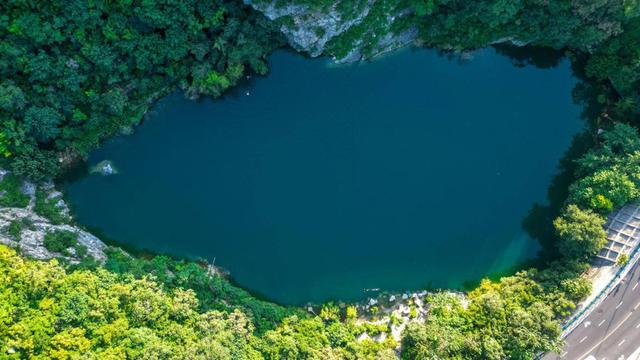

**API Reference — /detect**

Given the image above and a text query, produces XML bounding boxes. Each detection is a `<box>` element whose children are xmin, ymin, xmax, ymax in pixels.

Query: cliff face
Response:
<box><xmin>245</xmin><ymin>0</ymin><xmax>418</xmax><ymax>63</ymax></box>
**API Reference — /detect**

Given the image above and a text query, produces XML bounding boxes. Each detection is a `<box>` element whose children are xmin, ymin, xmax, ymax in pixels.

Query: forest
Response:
<box><xmin>1</xmin><ymin>0</ymin><xmax>639</xmax><ymax>359</ymax></box>
<box><xmin>0</xmin><ymin>0</ymin><xmax>281</xmax><ymax>181</ymax></box>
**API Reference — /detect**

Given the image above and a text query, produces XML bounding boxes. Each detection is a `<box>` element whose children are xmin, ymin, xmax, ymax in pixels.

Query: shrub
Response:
<box><xmin>346</xmin><ymin>305</ymin><xmax>358</xmax><ymax>321</ymax></box>
<box><xmin>0</xmin><ymin>174</ymin><xmax>29</xmax><ymax>208</ymax></box>
<box><xmin>6</xmin><ymin>219</ymin><xmax>23</xmax><ymax>241</ymax></box>
<box><xmin>34</xmin><ymin>190</ymin><xmax>69</xmax><ymax>224</ymax></box>
<box><xmin>617</xmin><ymin>253</ymin><xmax>629</xmax><ymax>266</ymax></box>
<box><xmin>408</xmin><ymin>306</ymin><xmax>417</xmax><ymax>319</ymax></box>
<box><xmin>43</xmin><ymin>230</ymin><xmax>79</xmax><ymax>256</ymax></box>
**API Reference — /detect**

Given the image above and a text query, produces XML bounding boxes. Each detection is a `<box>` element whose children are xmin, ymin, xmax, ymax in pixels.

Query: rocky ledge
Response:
<box><xmin>0</xmin><ymin>207</ymin><xmax>107</xmax><ymax>263</ymax></box>
<box><xmin>0</xmin><ymin>171</ymin><xmax>107</xmax><ymax>263</ymax></box>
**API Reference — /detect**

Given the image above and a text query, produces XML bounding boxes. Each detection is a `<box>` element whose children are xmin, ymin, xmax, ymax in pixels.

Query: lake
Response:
<box><xmin>63</xmin><ymin>47</ymin><xmax>583</xmax><ymax>305</ymax></box>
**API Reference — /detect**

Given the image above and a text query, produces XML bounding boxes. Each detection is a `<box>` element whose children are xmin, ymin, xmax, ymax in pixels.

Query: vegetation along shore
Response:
<box><xmin>1</xmin><ymin>0</ymin><xmax>639</xmax><ymax>358</ymax></box>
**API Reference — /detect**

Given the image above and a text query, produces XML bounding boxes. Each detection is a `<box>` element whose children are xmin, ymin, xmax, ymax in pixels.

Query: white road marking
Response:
<box><xmin>617</xmin><ymin>301</ymin><xmax>624</xmax><ymax>309</ymax></box>
<box><xmin>580</xmin><ymin>336</ymin><xmax>588</xmax><ymax>343</ymax></box>
<box><xmin>585</xmin><ymin>321</ymin><xmax>591</xmax><ymax>328</ymax></box>
<box><xmin>636</xmin><ymin>322</ymin><xmax>640</xmax><ymax>329</ymax></box>
<box><xmin>578</xmin><ymin>311</ymin><xmax>635</xmax><ymax>360</ymax></box>
<box><xmin>633</xmin><ymin>282</ymin><xmax>639</xmax><ymax>290</ymax></box>
<box><xmin>634</xmin><ymin>301</ymin><xmax>640</xmax><ymax>310</ymax></box>
<box><xmin>599</xmin><ymin>319</ymin><xmax>607</xmax><ymax>326</ymax></box>
<box><xmin>619</xmin><ymin>339</ymin><xmax>626</xmax><ymax>346</ymax></box>
<box><xmin>560</xmin><ymin>351</ymin><xmax>567</xmax><ymax>358</ymax></box>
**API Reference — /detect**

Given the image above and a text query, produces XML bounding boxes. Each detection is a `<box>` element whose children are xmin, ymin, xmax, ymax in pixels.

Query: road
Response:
<box><xmin>543</xmin><ymin>259</ymin><xmax>640</xmax><ymax>360</ymax></box>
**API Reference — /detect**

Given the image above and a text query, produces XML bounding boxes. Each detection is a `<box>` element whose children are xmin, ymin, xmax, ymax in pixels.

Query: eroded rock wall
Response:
<box><xmin>245</xmin><ymin>0</ymin><xmax>418</xmax><ymax>63</ymax></box>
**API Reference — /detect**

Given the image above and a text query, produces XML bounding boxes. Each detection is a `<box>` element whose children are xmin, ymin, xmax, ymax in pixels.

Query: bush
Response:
<box><xmin>617</xmin><ymin>253</ymin><xmax>629</xmax><ymax>266</ymax></box>
<box><xmin>43</xmin><ymin>230</ymin><xmax>79</xmax><ymax>256</ymax></box>
<box><xmin>0</xmin><ymin>174</ymin><xmax>29</xmax><ymax>208</ymax></box>
<box><xmin>6</xmin><ymin>220</ymin><xmax>22</xmax><ymax>241</ymax></box>
<box><xmin>34</xmin><ymin>190</ymin><xmax>69</xmax><ymax>224</ymax></box>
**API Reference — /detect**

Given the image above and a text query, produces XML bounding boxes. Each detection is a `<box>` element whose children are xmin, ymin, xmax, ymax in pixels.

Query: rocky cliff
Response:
<box><xmin>245</xmin><ymin>0</ymin><xmax>418</xmax><ymax>63</ymax></box>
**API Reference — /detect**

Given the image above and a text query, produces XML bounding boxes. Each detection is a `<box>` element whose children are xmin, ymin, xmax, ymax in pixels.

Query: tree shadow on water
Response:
<box><xmin>522</xmin><ymin>131</ymin><xmax>594</xmax><ymax>262</ymax></box>
<box><xmin>521</xmin><ymin>51</ymin><xmax>608</xmax><ymax>264</ymax></box>
<box><xmin>492</xmin><ymin>44</ymin><xmax>566</xmax><ymax>69</ymax></box>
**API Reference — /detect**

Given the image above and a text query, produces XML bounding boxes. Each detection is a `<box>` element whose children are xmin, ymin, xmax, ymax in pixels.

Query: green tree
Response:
<box><xmin>0</xmin><ymin>81</ymin><xmax>26</xmax><ymax>112</ymax></box>
<box><xmin>554</xmin><ymin>205</ymin><xmax>607</xmax><ymax>259</ymax></box>
<box><xmin>23</xmin><ymin>106</ymin><xmax>63</xmax><ymax>144</ymax></box>
<box><xmin>569</xmin><ymin>168</ymin><xmax>639</xmax><ymax>212</ymax></box>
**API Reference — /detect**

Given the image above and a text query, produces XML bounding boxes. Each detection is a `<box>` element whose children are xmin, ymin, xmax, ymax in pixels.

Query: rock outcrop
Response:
<box><xmin>0</xmin><ymin>207</ymin><xmax>108</xmax><ymax>263</ymax></box>
<box><xmin>90</xmin><ymin>160</ymin><xmax>118</xmax><ymax>176</ymax></box>
<box><xmin>0</xmin><ymin>173</ymin><xmax>107</xmax><ymax>263</ymax></box>
<box><xmin>245</xmin><ymin>0</ymin><xmax>418</xmax><ymax>63</ymax></box>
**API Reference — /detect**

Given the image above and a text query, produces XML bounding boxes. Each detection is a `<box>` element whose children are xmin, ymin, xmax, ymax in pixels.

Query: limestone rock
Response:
<box><xmin>245</xmin><ymin>0</ymin><xmax>418</xmax><ymax>63</ymax></box>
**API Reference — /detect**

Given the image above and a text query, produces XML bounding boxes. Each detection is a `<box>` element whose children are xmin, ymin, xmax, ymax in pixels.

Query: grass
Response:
<box><xmin>34</xmin><ymin>190</ymin><xmax>69</xmax><ymax>224</ymax></box>
<box><xmin>43</xmin><ymin>229</ymin><xmax>83</xmax><ymax>257</ymax></box>
<box><xmin>0</xmin><ymin>174</ymin><xmax>29</xmax><ymax>208</ymax></box>
<box><xmin>4</xmin><ymin>217</ymin><xmax>36</xmax><ymax>241</ymax></box>
<box><xmin>6</xmin><ymin>220</ymin><xmax>22</xmax><ymax>241</ymax></box>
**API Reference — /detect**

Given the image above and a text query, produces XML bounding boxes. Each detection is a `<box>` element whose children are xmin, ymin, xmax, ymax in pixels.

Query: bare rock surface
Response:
<box><xmin>245</xmin><ymin>0</ymin><xmax>418</xmax><ymax>62</ymax></box>
<box><xmin>0</xmin><ymin>172</ymin><xmax>107</xmax><ymax>263</ymax></box>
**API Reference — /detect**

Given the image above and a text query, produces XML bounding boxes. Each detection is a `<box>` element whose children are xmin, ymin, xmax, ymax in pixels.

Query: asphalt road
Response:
<box><xmin>543</xmin><ymin>260</ymin><xmax>640</xmax><ymax>360</ymax></box>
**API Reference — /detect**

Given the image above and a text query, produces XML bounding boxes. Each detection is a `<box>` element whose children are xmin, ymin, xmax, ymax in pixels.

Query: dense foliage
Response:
<box><xmin>0</xmin><ymin>0</ymin><xmax>281</xmax><ymax>181</ymax></box>
<box><xmin>401</xmin><ymin>124</ymin><xmax>640</xmax><ymax>358</ymax></box>
<box><xmin>101</xmin><ymin>247</ymin><xmax>297</xmax><ymax>334</ymax></box>
<box><xmin>0</xmin><ymin>173</ymin><xmax>29</xmax><ymax>208</ymax></box>
<box><xmin>0</xmin><ymin>245</ymin><xmax>400</xmax><ymax>359</ymax></box>
<box><xmin>1</xmin><ymin>0</ymin><xmax>640</xmax><ymax>359</ymax></box>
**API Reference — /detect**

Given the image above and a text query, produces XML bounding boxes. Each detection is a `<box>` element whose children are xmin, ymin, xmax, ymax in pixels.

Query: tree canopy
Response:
<box><xmin>0</xmin><ymin>244</ymin><xmax>398</xmax><ymax>359</ymax></box>
<box><xmin>0</xmin><ymin>0</ymin><xmax>281</xmax><ymax>180</ymax></box>
<box><xmin>2</xmin><ymin>0</ymin><xmax>640</xmax><ymax>359</ymax></box>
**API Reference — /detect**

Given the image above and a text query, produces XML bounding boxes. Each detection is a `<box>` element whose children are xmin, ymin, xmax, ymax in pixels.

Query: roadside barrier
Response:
<box><xmin>560</xmin><ymin>244</ymin><xmax>640</xmax><ymax>338</ymax></box>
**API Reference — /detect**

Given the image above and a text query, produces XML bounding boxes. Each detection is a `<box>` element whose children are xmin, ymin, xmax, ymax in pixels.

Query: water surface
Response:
<box><xmin>64</xmin><ymin>48</ymin><xmax>583</xmax><ymax>304</ymax></box>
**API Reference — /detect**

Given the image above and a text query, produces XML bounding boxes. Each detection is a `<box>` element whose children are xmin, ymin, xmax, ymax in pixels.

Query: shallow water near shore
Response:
<box><xmin>63</xmin><ymin>47</ymin><xmax>583</xmax><ymax>305</ymax></box>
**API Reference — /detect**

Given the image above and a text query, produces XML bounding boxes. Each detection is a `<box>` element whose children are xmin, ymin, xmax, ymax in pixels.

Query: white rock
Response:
<box><xmin>22</xmin><ymin>182</ymin><xmax>36</xmax><ymax>196</ymax></box>
<box><xmin>47</xmin><ymin>191</ymin><xmax>63</xmax><ymax>200</ymax></box>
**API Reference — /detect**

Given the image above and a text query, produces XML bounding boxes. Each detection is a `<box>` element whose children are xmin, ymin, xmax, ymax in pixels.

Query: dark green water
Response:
<box><xmin>64</xmin><ymin>48</ymin><xmax>583</xmax><ymax>305</ymax></box>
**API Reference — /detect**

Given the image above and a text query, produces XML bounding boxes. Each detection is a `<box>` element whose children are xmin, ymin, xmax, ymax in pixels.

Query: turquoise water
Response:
<box><xmin>64</xmin><ymin>48</ymin><xmax>583</xmax><ymax>305</ymax></box>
